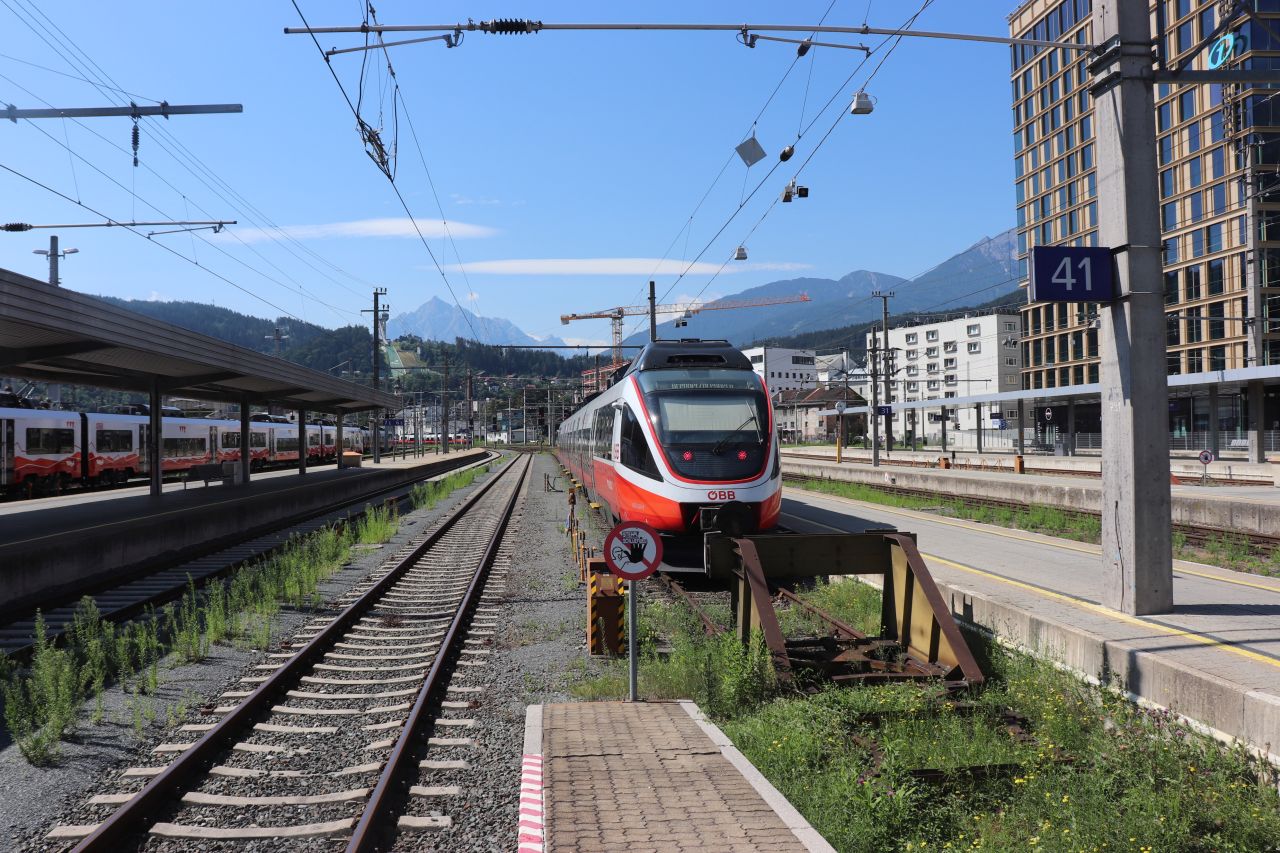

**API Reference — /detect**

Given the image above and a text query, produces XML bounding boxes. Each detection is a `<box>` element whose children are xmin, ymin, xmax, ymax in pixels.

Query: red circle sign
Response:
<box><xmin>1199</xmin><ymin>449</ymin><xmax>1215</xmax><ymax>465</ymax></box>
<box><xmin>603</xmin><ymin>521</ymin><xmax>664</xmax><ymax>581</ymax></box>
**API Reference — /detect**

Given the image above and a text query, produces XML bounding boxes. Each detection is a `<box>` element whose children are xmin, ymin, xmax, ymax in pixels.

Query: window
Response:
<box><xmin>926</xmin><ymin>346</ymin><xmax>939</xmax><ymax>358</ymax></box>
<box><xmin>1210</xmin><ymin>345</ymin><xmax>1226</xmax><ymax>371</ymax></box>
<box><xmin>274</xmin><ymin>437</ymin><xmax>298</xmax><ymax>453</ymax></box>
<box><xmin>907</xmin><ymin>381</ymin><xmax>919</xmax><ymax>392</ymax></box>
<box><xmin>250</xmin><ymin>431</ymin><xmax>267</xmax><ymax>449</ymax></box>
<box><xmin>927</xmin><ymin>380</ymin><xmax>940</xmax><ymax>391</ymax></box>
<box><xmin>944</xmin><ymin>357</ymin><xmax>957</xmax><ymax>369</ymax></box>
<box><xmin>96</xmin><ymin>429</ymin><xmax>133</xmax><ymax>452</ymax></box>
<box><xmin>1186</xmin><ymin>307</ymin><xmax>1203</xmax><ymax>343</ymax></box>
<box><xmin>749</xmin><ymin>354</ymin><xmax>763</xmax><ymax>363</ymax></box>
<box><xmin>26</xmin><ymin>427</ymin><xmax>75</xmax><ymax>454</ymax></box>
<box><xmin>906</xmin><ymin>349</ymin><xmax>918</xmax><ymax>360</ymax></box>
<box><xmin>1003</xmin><ymin>321</ymin><xmax>1016</xmax><ymax>331</ymax></box>
<box><xmin>619</xmin><ymin>405</ymin><xmax>659</xmax><ymax>480</ymax></box>
<box><xmin>1005</xmin><ymin>375</ymin><xmax>1019</xmax><ymax>386</ymax></box>
<box><xmin>944</xmin><ymin>374</ymin><xmax>958</xmax><ymax>385</ymax></box>
<box><xmin>163</xmin><ymin>437</ymin><xmax>208</xmax><ymax>458</ymax></box>
<box><xmin>905</xmin><ymin>333</ymin><xmax>918</xmax><ymax>344</ymax></box>
<box><xmin>790</xmin><ymin>355</ymin><xmax>815</xmax><ymax>365</ymax></box>
<box><xmin>906</xmin><ymin>365</ymin><xmax>918</xmax><ymax>376</ymax></box>
<box><xmin>944</xmin><ymin>341</ymin><xmax>957</xmax><ymax>353</ymax></box>
<box><xmin>966</xmin><ymin>324</ymin><xmax>981</xmax><ymax>336</ymax></box>
<box><xmin>967</xmin><ymin>341</ymin><xmax>982</xmax><ymax>354</ymax></box>
<box><xmin>926</xmin><ymin>330</ymin><xmax>939</xmax><ymax>341</ymax></box>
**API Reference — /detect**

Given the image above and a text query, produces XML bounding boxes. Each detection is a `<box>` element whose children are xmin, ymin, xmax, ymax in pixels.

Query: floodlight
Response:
<box><xmin>850</xmin><ymin>91</ymin><xmax>875</xmax><ymax>115</ymax></box>
<box><xmin>779</xmin><ymin>144</ymin><xmax>794</xmax><ymax>162</ymax></box>
<box><xmin>734</xmin><ymin>246</ymin><xmax>748</xmax><ymax>261</ymax></box>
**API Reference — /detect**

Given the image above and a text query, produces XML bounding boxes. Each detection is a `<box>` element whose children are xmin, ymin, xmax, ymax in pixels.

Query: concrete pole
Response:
<box><xmin>371</xmin><ymin>289</ymin><xmax>383</xmax><ymax>465</ymax></box>
<box><xmin>336</xmin><ymin>413</ymin><xmax>344</xmax><ymax>468</ymax></box>
<box><xmin>148</xmin><ymin>379</ymin><xmax>162</xmax><ymax>498</ymax></box>
<box><xmin>940</xmin><ymin>406</ymin><xmax>947</xmax><ymax>453</ymax></box>
<box><xmin>1094</xmin><ymin>1</ymin><xmax>1173</xmax><ymax>614</ymax></box>
<box><xmin>1247</xmin><ymin>379</ymin><xmax>1266</xmax><ymax>463</ymax></box>
<box><xmin>974</xmin><ymin>404</ymin><xmax>983</xmax><ymax>454</ymax></box>
<box><xmin>1017</xmin><ymin>399</ymin><xmax>1026</xmax><ymax>454</ymax></box>
<box><xmin>298</xmin><ymin>409</ymin><xmax>308</xmax><ymax>475</ymax></box>
<box><xmin>239</xmin><ymin>397</ymin><xmax>251</xmax><ymax>484</ymax></box>
<box><xmin>442</xmin><ymin>352</ymin><xmax>450</xmax><ymax>454</ymax></box>
<box><xmin>880</xmin><ymin>297</ymin><xmax>893</xmax><ymax>450</ymax></box>
<box><xmin>1208</xmin><ymin>388</ymin><xmax>1221</xmax><ymax>457</ymax></box>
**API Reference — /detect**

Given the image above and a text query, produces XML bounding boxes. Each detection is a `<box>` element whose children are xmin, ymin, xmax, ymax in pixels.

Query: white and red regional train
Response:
<box><xmin>556</xmin><ymin>339</ymin><xmax>781</xmax><ymax>536</ymax></box>
<box><xmin>0</xmin><ymin>406</ymin><xmax>369</xmax><ymax>495</ymax></box>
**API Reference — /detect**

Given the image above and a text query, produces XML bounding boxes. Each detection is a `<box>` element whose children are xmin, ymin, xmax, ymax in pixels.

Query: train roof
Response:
<box><xmin>625</xmin><ymin>339</ymin><xmax>752</xmax><ymax>374</ymax></box>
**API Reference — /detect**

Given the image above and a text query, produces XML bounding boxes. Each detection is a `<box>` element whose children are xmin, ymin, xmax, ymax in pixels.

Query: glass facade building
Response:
<box><xmin>1009</xmin><ymin>0</ymin><xmax>1280</xmax><ymax>391</ymax></box>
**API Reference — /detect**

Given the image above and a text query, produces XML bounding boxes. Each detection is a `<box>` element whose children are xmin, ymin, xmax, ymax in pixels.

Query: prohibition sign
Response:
<box><xmin>1199</xmin><ymin>449</ymin><xmax>1215</xmax><ymax>466</ymax></box>
<box><xmin>603</xmin><ymin>521</ymin><xmax>664</xmax><ymax>581</ymax></box>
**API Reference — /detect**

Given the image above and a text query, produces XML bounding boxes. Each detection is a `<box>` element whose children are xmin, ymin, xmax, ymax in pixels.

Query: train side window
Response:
<box><xmin>96</xmin><ymin>429</ymin><xmax>133</xmax><ymax>452</ymax></box>
<box><xmin>162</xmin><ymin>437</ymin><xmax>207</xmax><ymax>457</ymax></box>
<box><xmin>26</xmin><ymin>427</ymin><xmax>75</xmax><ymax>454</ymax></box>
<box><xmin>619</xmin><ymin>406</ymin><xmax>661</xmax><ymax>480</ymax></box>
<box><xmin>222</xmin><ymin>431</ymin><xmax>240</xmax><ymax>449</ymax></box>
<box><xmin>250</xmin><ymin>432</ymin><xmax>267</xmax><ymax>448</ymax></box>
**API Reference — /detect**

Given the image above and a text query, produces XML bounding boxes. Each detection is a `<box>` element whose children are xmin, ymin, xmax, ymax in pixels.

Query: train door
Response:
<box><xmin>209</xmin><ymin>426</ymin><xmax>218</xmax><ymax>463</ymax></box>
<box><xmin>1</xmin><ymin>418</ymin><xmax>11</xmax><ymax>487</ymax></box>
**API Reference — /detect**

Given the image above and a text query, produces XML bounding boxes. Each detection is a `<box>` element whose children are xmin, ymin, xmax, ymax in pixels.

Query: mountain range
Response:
<box><xmin>387</xmin><ymin>296</ymin><xmax>566</xmax><ymax>347</ymax></box>
<box><xmin>384</xmin><ymin>228</ymin><xmax>1018</xmax><ymax>351</ymax></box>
<box><xmin>624</xmin><ymin>228</ymin><xmax>1020</xmax><ymax>347</ymax></box>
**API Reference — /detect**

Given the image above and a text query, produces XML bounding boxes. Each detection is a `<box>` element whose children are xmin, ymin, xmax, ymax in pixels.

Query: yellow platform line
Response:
<box><xmin>779</xmin><ymin>510</ymin><xmax>1280</xmax><ymax>672</ymax></box>
<box><xmin>783</xmin><ymin>485</ymin><xmax>1280</xmax><ymax>596</ymax></box>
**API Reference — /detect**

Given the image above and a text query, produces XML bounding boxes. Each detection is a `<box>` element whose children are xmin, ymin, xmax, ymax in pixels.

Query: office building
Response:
<box><xmin>741</xmin><ymin>346</ymin><xmax>818</xmax><ymax>391</ymax></box>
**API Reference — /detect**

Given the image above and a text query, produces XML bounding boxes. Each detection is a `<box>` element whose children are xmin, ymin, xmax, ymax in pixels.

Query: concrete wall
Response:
<box><xmin>0</xmin><ymin>451</ymin><xmax>489</xmax><ymax>616</ymax></box>
<box><xmin>942</xmin><ymin>578</ymin><xmax>1280</xmax><ymax>766</ymax></box>
<box><xmin>785</xmin><ymin>457</ymin><xmax>1280</xmax><ymax>538</ymax></box>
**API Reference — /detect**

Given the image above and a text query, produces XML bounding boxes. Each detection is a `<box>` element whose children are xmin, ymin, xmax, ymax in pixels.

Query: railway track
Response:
<box><xmin>783</xmin><ymin>471</ymin><xmax>1280</xmax><ymax>555</ymax></box>
<box><xmin>49</xmin><ymin>451</ymin><xmax>530</xmax><ymax>851</ymax></box>
<box><xmin>0</xmin><ymin>452</ymin><xmax>498</xmax><ymax>661</ymax></box>
<box><xmin>781</xmin><ymin>450</ymin><xmax>1274</xmax><ymax>486</ymax></box>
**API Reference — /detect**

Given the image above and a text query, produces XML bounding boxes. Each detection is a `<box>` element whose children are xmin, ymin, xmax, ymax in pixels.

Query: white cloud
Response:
<box><xmin>146</xmin><ymin>290</ymin><xmax>168</xmax><ymax>302</ymax></box>
<box><xmin>451</xmin><ymin>193</ymin><xmax>506</xmax><ymax>206</ymax></box>
<box><xmin>220</xmin><ymin>217</ymin><xmax>497</xmax><ymax>244</ymax></box>
<box><xmin>442</xmin><ymin>258</ymin><xmax>811</xmax><ymax>276</ymax></box>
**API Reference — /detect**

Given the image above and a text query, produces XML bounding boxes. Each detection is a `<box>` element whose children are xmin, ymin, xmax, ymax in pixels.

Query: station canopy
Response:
<box><xmin>0</xmin><ymin>267</ymin><xmax>399</xmax><ymax>413</ymax></box>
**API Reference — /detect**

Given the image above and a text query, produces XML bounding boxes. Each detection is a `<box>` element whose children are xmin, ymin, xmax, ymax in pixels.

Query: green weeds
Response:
<box><xmin>410</xmin><ymin>465</ymin><xmax>489</xmax><ymax>511</ymax></box>
<box><xmin>0</xmin><ymin>461</ymin><xmax>491</xmax><ymax>764</ymax></box>
<box><xmin>571</xmin><ymin>576</ymin><xmax>1280</xmax><ymax>851</ymax></box>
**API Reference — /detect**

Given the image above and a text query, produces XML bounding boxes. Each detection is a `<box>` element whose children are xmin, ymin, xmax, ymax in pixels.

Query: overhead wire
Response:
<box><xmin>626</xmin><ymin>0</ymin><xmax>842</xmax><ymax>316</ymax></box>
<box><xmin>0</xmin><ymin>72</ymin><xmax>358</xmax><ymax>323</ymax></box>
<box><xmin>1</xmin><ymin>0</ymin><xmax>377</xmax><ymax>307</ymax></box>
<box><xmin>290</xmin><ymin>0</ymin><xmax>485</xmax><ymax>344</ymax></box>
<box><xmin>638</xmin><ymin>0</ymin><xmax>937</xmax><ymax>342</ymax></box>
<box><xmin>0</xmin><ymin>160</ymin><xmax>302</xmax><ymax>321</ymax></box>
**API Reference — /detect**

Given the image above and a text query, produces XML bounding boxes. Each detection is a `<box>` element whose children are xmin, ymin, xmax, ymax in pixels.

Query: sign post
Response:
<box><xmin>1199</xmin><ymin>449</ymin><xmax>1214</xmax><ymax>486</ymax></box>
<box><xmin>603</xmin><ymin>521</ymin><xmax>664</xmax><ymax>702</ymax></box>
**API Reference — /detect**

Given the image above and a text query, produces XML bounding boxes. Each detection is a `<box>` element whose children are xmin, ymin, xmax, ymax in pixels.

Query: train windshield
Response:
<box><xmin>632</xmin><ymin>366</ymin><xmax>762</xmax><ymax>468</ymax></box>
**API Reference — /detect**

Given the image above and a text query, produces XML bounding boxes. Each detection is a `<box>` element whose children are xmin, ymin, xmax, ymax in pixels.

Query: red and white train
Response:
<box><xmin>556</xmin><ymin>339</ymin><xmax>781</xmax><ymax>536</ymax></box>
<box><xmin>0</xmin><ymin>407</ymin><xmax>369</xmax><ymax>494</ymax></box>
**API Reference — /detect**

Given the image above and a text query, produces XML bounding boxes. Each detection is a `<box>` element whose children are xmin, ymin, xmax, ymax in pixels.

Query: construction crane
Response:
<box><xmin>560</xmin><ymin>293</ymin><xmax>812</xmax><ymax>366</ymax></box>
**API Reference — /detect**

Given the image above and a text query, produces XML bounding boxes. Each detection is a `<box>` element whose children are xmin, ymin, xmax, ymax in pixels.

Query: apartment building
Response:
<box><xmin>741</xmin><ymin>346</ymin><xmax>818</xmax><ymax>391</ymax></box>
<box><xmin>866</xmin><ymin>313</ymin><xmax>1023</xmax><ymax>438</ymax></box>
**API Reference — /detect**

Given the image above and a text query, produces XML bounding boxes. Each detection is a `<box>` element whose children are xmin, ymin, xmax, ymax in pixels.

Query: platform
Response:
<box><xmin>0</xmin><ymin>450</ymin><xmax>491</xmax><ymax>615</ymax></box>
<box><xmin>780</xmin><ymin>486</ymin><xmax>1280</xmax><ymax>764</ymax></box>
<box><xmin>525</xmin><ymin>701</ymin><xmax>832</xmax><ymax>853</ymax></box>
<box><xmin>784</xmin><ymin>452</ymin><xmax>1280</xmax><ymax>539</ymax></box>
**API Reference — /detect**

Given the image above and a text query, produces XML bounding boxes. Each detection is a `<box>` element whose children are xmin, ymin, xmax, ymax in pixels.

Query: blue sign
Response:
<box><xmin>383</xmin><ymin>417</ymin><xmax>405</xmax><ymax>427</ymax></box>
<box><xmin>1029</xmin><ymin>246</ymin><xmax>1116</xmax><ymax>302</ymax></box>
<box><xmin>1208</xmin><ymin>33</ymin><xmax>1235</xmax><ymax>69</ymax></box>
<box><xmin>875</xmin><ymin>405</ymin><xmax>893</xmax><ymax>416</ymax></box>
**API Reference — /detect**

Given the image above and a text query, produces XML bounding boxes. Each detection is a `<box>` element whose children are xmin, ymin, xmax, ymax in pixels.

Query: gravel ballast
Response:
<box><xmin>10</xmin><ymin>451</ymin><xmax>597</xmax><ymax>852</ymax></box>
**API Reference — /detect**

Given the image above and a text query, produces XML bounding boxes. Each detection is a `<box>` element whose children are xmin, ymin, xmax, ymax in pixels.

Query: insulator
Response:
<box><xmin>484</xmin><ymin>18</ymin><xmax>541</xmax><ymax>34</ymax></box>
<box><xmin>2</xmin><ymin>222</ymin><xmax>32</xmax><ymax>231</ymax></box>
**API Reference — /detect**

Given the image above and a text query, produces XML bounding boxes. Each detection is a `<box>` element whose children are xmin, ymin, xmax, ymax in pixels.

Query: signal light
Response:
<box><xmin>682</xmin><ymin>450</ymin><xmax>694</xmax><ymax>462</ymax></box>
<box><xmin>737</xmin><ymin>450</ymin><xmax>748</xmax><ymax>461</ymax></box>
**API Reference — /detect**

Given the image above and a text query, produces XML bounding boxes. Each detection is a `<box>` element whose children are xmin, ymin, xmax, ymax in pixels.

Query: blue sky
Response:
<box><xmin>1</xmin><ymin>1</ymin><xmax>1018</xmax><ymax>347</ymax></box>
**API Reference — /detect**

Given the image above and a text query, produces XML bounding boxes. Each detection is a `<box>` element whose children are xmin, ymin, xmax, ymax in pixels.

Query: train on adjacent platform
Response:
<box><xmin>0</xmin><ymin>406</ymin><xmax>372</xmax><ymax>495</ymax></box>
<box><xmin>556</xmin><ymin>339</ymin><xmax>782</xmax><ymax>536</ymax></box>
